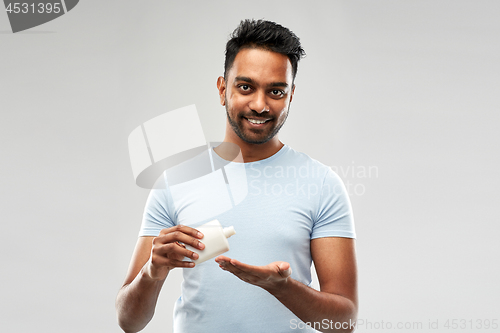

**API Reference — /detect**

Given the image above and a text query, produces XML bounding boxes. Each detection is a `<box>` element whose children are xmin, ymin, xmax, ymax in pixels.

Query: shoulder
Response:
<box><xmin>280</xmin><ymin>145</ymin><xmax>337</xmax><ymax>180</ymax></box>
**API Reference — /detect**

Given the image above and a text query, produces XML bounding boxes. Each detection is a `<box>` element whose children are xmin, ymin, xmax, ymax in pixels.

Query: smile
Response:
<box><xmin>246</xmin><ymin>118</ymin><xmax>271</xmax><ymax>124</ymax></box>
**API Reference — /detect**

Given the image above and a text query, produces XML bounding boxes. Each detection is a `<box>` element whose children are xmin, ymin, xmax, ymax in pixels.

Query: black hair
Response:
<box><xmin>224</xmin><ymin>19</ymin><xmax>306</xmax><ymax>81</ymax></box>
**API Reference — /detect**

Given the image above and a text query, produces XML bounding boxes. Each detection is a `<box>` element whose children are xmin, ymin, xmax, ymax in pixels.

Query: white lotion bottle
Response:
<box><xmin>185</xmin><ymin>220</ymin><xmax>236</xmax><ymax>265</ymax></box>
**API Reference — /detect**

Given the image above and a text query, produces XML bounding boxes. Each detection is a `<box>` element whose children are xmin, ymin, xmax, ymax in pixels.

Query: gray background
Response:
<box><xmin>1</xmin><ymin>1</ymin><xmax>499</xmax><ymax>332</ymax></box>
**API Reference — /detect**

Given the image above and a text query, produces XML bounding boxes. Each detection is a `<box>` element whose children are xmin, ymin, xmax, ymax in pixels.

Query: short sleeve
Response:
<box><xmin>139</xmin><ymin>187</ymin><xmax>176</xmax><ymax>236</ymax></box>
<box><xmin>311</xmin><ymin>168</ymin><xmax>356</xmax><ymax>239</ymax></box>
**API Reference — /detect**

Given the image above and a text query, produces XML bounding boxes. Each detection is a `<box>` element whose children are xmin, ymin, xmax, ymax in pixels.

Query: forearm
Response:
<box><xmin>115</xmin><ymin>267</ymin><xmax>167</xmax><ymax>333</ymax></box>
<box><xmin>266</xmin><ymin>278</ymin><xmax>357</xmax><ymax>333</ymax></box>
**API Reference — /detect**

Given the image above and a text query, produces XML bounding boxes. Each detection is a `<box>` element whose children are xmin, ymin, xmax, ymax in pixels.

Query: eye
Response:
<box><xmin>270</xmin><ymin>89</ymin><xmax>285</xmax><ymax>98</ymax></box>
<box><xmin>238</xmin><ymin>84</ymin><xmax>251</xmax><ymax>92</ymax></box>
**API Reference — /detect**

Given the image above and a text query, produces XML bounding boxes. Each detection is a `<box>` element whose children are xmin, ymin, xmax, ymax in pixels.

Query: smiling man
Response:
<box><xmin>220</xmin><ymin>48</ymin><xmax>292</xmax><ymax>146</ymax></box>
<box><xmin>116</xmin><ymin>19</ymin><xmax>357</xmax><ymax>333</ymax></box>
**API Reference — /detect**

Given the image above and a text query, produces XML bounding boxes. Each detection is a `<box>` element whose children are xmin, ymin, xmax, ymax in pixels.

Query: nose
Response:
<box><xmin>249</xmin><ymin>91</ymin><xmax>269</xmax><ymax>113</ymax></box>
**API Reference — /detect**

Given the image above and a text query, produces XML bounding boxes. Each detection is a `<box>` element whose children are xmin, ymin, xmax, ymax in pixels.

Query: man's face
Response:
<box><xmin>217</xmin><ymin>48</ymin><xmax>295</xmax><ymax>145</ymax></box>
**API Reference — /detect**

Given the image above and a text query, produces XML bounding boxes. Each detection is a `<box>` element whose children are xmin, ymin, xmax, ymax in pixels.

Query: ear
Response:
<box><xmin>289</xmin><ymin>84</ymin><xmax>296</xmax><ymax>103</ymax></box>
<box><xmin>217</xmin><ymin>76</ymin><xmax>226</xmax><ymax>106</ymax></box>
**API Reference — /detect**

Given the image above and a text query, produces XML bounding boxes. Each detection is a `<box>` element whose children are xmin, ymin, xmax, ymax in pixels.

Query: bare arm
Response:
<box><xmin>115</xmin><ymin>226</ymin><xmax>205</xmax><ymax>333</ymax></box>
<box><xmin>275</xmin><ymin>237</ymin><xmax>357</xmax><ymax>332</ymax></box>
<box><xmin>115</xmin><ymin>236</ymin><xmax>161</xmax><ymax>333</ymax></box>
<box><xmin>216</xmin><ymin>237</ymin><xmax>357</xmax><ymax>333</ymax></box>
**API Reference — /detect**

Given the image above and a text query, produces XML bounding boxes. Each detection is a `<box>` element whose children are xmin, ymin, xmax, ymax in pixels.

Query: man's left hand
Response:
<box><xmin>215</xmin><ymin>256</ymin><xmax>292</xmax><ymax>293</ymax></box>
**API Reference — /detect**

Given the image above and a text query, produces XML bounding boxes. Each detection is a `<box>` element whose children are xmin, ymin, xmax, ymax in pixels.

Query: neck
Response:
<box><xmin>233</xmin><ymin>139</ymin><xmax>284</xmax><ymax>163</ymax></box>
<box><xmin>215</xmin><ymin>125</ymin><xmax>284</xmax><ymax>163</ymax></box>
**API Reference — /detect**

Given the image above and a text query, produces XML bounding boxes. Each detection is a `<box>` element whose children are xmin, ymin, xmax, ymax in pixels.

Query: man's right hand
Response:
<box><xmin>116</xmin><ymin>226</ymin><xmax>204</xmax><ymax>332</ymax></box>
<box><xmin>143</xmin><ymin>225</ymin><xmax>205</xmax><ymax>281</ymax></box>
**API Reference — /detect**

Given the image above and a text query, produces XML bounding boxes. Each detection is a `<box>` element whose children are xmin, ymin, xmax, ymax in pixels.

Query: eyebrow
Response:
<box><xmin>234</xmin><ymin>76</ymin><xmax>289</xmax><ymax>88</ymax></box>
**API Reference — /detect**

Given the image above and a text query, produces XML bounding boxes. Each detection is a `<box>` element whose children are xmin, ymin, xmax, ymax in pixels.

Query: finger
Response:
<box><xmin>218</xmin><ymin>263</ymin><xmax>254</xmax><ymax>281</ymax></box>
<box><xmin>156</xmin><ymin>230</ymin><xmax>205</xmax><ymax>250</ymax></box>
<box><xmin>227</xmin><ymin>259</ymin><xmax>266</xmax><ymax>275</ymax></box>
<box><xmin>215</xmin><ymin>255</ymin><xmax>231</xmax><ymax>262</ymax></box>
<box><xmin>277</xmin><ymin>262</ymin><xmax>292</xmax><ymax>278</ymax></box>
<box><xmin>218</xmin><ymin>261</ymin><xmax>243</xmax><ymax>273</ymax></box>
<box><xmin>215</xmin><ymin>256</ymin><xmax>247</xmax><ymax>269</ymax></box>
<box><xmin>152</xmin><ymin>255</ymin><xmax>196</xmax><ymax>269</ymax></box>
<box><xmin>168</xmin><ymin>258</ymin><xmax>196</xmax><ymax>268</ymax></box>
<box><xmin>153</xmin><ymin>241</ymin><xmax>200</xmax><ymax>261</ymax></box>
<box><xmin>218</xmin><ymin>261</ymin><xmax>260</xmax><ymax>281</ymax></box>
<box><xmin>222</xmin><ymin>260</ymin><xmax>291</xmax><ymax>280</ymax></box>
<box><xmin>216</xmin><ymin>258</ymin><xmax>268</xmax><ymax>278</ymax></box>
<box><xmin>160</xmin><ymin>225</ymin><xmax>204</xmax><ymax>239</ymax></box>
<box><xmin>215</xmin><ymin>256</ymin><xmax>236</xmax><ymax>269</ymax></box>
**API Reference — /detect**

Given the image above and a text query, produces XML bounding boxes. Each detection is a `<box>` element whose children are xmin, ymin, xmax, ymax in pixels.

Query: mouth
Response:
<box><xmin>244</xmin><ymin>117</ymin><xmax>272</xmax><ymax>127</ymax></box>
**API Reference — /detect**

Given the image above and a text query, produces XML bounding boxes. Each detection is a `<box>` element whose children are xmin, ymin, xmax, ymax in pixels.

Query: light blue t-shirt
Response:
<box><xmin>140</xmin><ymin>145</ymin><xmax>355</xmax><ymax>332</ymax></box>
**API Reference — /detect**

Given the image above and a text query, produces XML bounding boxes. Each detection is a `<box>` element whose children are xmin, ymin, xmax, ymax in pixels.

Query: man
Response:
<box><xmin>116</xmin><ymin>19</ymin><xmax>357</xmax><ymax>332</ymax></box>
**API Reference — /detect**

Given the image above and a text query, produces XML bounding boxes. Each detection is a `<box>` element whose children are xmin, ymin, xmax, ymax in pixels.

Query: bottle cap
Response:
<box><xmin>223</xmin><ymin>226</ymin><xmax>236</xmax><ymax>238</ymax></box>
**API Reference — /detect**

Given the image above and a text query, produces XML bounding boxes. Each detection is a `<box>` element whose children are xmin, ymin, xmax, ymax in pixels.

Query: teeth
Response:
<box><xmin>247</xmin><ymin>118</ymin><xmax>268</xmax><ymax>124</ymax></box>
